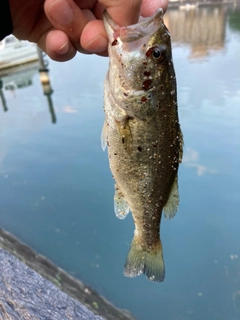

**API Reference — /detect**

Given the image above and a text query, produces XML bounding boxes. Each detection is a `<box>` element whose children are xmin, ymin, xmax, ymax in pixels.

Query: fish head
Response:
<box><xmin>104</xmin><ymin>9</ymin><xmax>175</xmax><ymax>106</ymax></box>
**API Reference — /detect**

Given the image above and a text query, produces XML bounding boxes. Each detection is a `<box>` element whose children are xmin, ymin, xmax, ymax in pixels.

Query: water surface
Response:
<box><xmin>0</xmin><ymin>4</ymin><xmax>240</xmax><ymax>320</ymax></box>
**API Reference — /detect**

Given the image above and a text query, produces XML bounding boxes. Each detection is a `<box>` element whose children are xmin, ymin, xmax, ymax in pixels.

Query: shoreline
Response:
<box><xmin>0</xmin><ymin>227</ymin><xmax>135</xmax><ymax>320</ymax></box>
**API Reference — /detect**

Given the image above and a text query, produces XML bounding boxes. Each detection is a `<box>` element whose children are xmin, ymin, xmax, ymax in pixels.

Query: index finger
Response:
<box><xmin>99</xmin><ymin>0</ymin><xmax>143</xmax><ymax>26</ymax></box>
<box><xmin>99</xmin><ymin>0</ymin><xmax>168</xmax><ymax>27</ymax></box>
<box><xmin>44</xmin><ymin>0</ymin><xmax>91</xmax><ymax>53</ymax></box>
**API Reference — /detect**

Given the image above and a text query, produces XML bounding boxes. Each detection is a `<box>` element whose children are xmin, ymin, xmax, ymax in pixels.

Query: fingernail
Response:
<box><xmin>57</xmin><ymin>41</ymin><xmax>69</xmax><ymax>55</ymax></box>
<box><xmin>49</xmin><ymin>0</ymin><xmax>73</xmax><ymax>26</ymax></box>
<box><xmin>85</xmin><ymin>35</ymin><xmax>108</xmax><ymax>53</ymax></box>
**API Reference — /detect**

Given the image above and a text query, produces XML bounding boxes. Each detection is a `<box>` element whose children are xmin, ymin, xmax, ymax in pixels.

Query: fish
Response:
<box><xmin>102</xmin><ymin>9</ymin><xmax>183</xmax><ymax>282</ymax></box>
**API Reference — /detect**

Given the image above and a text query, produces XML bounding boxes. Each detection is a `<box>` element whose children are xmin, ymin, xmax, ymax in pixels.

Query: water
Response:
<box><xmin>0</xmin><ymin>4</ymin><xmax>240</xmax><ymax>320</ymax></box>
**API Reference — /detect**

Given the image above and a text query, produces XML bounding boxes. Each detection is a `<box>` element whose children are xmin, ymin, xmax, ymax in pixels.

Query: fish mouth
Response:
<box><xmin>103</xmin><ymin>9</ymin><xmax>164</xmax><ymax>43</ymax></box>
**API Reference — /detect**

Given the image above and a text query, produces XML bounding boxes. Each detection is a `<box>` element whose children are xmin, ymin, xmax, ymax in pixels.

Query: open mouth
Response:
<box><xmin>103</xmin><ymin>9</ymin><xmax>164</xmax><ymax>43</ymax></box>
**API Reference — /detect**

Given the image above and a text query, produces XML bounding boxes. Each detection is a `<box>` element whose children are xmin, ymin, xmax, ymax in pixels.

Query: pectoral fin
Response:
<box><xmin>115</xmin><ymin>118</ymin><xmax>133</xmax><ymax>154</ymax></box>
<box><xmin>114</xmin><ymin>185</ymin><xmax>129</xmax><ymax>220</ymax></box>
<box><xmin>163</xmin><ymin>176</ymin><xmax>179</xmax><ymax>220</ymax></box>
<box><xmin>101</xmin><ymin>120</ymin><xmax>108</xmax><ymax>151</ymax></box>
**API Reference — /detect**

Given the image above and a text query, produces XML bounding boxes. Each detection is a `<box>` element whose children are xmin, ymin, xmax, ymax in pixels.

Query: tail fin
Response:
<box><xmin>124</xmin><ymin>238</ymin><xmax>165</xmax><ymax>282</ymax></box>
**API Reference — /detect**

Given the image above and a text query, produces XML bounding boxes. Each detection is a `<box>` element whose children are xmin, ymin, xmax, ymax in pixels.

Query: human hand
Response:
<box><xmin>9</xmin><ymin>0</ymin><xmax>168</xmax><ymax>61</ymax></box>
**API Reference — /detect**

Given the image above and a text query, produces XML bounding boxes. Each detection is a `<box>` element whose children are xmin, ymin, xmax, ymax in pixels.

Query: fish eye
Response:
<box><xmin>152</xmin><ymin>45</ymin><xmax>166</xmax><ymax>62</ymax></box>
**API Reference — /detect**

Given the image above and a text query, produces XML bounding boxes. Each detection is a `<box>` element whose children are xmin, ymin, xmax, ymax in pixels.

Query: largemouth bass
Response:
<box><xmin>102</xmin><ymin>9</ymin><xmax>183</xmax><ymax>282</ymax></box>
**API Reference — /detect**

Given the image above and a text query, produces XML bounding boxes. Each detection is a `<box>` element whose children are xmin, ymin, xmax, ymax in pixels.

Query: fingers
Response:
<box><xmin>38</xmin><ymin>29</ymin><xmax>77</xmax><ymax>61</ymax></box>
<box><xmin>44</xmin><ymin>0</ymin><xmax>91</xmax><ymax>53</ymax></box>
<box><xmin>41</xmin><ymin>0</ymin><xmax>169</xmax><ymax>60</ymax></box>
<box><xmin>44</xmin><ymin>0</ymin><xmax>109</xmax><ymax>57</ymax></box>
<box><xmin>141</xmin><ymin>0</ymin><xmax>168</xmax><ymax>16</ymax></box>
<box><xmin>80</xmin><ymin>20</ymin><xmax>108</xmax><ymax>55</ymax></box>
<box><xmin>99</xmin><ymin>0</ymin><xmax>168</xmax><ymax>27</ymax></box>
<box><xmin>98</xmin><ymin>0</ymin><xmax>143</xmax><ymax>26</ymax></box>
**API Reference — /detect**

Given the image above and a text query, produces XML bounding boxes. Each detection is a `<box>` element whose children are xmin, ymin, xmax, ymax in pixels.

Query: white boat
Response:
<box><xmin>0</xmin><ymin>61</ymin><xmax>40</xmax><ymax>90</ymax></box>
<box><xmin>0</xmin><ymin>35</ymin><xmax>39</xmax><ymax>70</ymax></box>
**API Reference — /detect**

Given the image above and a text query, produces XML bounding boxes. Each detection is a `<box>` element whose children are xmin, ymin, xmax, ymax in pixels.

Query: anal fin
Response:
<box><xmin>114</xmin><ymin>185</ymin><xmax>129</xmax><ymax>220</ymax></box>
<box><xmin>163</xmin><ymin>175</ymin><xmax>179</xmax><ymax>220</ymax></box>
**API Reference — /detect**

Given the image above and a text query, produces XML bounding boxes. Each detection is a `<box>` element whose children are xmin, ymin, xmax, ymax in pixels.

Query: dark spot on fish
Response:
<box><xmin>144</xmin><ymin>71</ymin><xmax>151</xmax><ymax>77</ymax></box>
<box><xmin>142</xmin><ymin>79</ymin><xmax>152</xmax><ymax>91</ymax></box>
<box><xmin>114</xmin><ymin>152</ymin><xmax>117</xmax><ymax>155</ymax></box>
<box><xmin>138</xmin><ymin>146</ymin><xmax>143</xmax><ymax>152</ymax></box>
<box><xmin>107</xmin><ymin>141</ymin><xmax>110</xmax><ymax>146</ymax></box>
<box><xmin>153</xmin><ymin>144</ymin><xmax>157</xmax><ymax>148</ymax></box>
<box><xmin>123</xmin><ymin>92</ymin><xmax>128</xmax><ymax>96</ymax></box>
<box><xmin>111</xmin><ymin>39</ymin><xmax>118</xmax><ymax>46</ymax></box>
<box><xmin>122</xmin><ymin>137</ymin><xmax>125</xmax><ymax>144</ymax></box>
<box><xmin>143</xmin><ymin>44</ymin><xmax>146</xmax><ymax>47</ymax></box>
<box><xmin>141</xmin><ymin>96</ymin><xmax>147</xmax><ymax>102</ymax></box>
<box><xmin>146</xmin><ymin>47</ymin><xmax>154</xmax><ymax>57</ymax></box>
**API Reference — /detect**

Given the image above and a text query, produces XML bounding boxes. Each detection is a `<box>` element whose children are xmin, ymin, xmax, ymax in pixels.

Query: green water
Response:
<box><xmin>0</xmin><ymin>4</ymin><xmax>240</xmax><ymax>320</ymax></box>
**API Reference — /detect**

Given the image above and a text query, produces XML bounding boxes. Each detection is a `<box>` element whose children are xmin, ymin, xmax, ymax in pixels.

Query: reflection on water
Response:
<box><xmin>0</xmin><ymin>80</ymin><xmax>7</xmax><ymax>112</ymax></box>
<box><xmin>182</xmin><ymin>147</ymin><xmax>217</xmax><ymax>176</ymax></box>
<box><xmin>0</xmin><ymin>3</ymin><xmax>240</xmax><ymax>320</ymax></box>
<box><xmin>0</xmin><ymin>58</ymin><xmax>56</xmax><ymax>123</ymax></box>
<box><xmin>165</xmin><ymin>6</ymin><xmax>226</xmax><ymax>58</ymax></box>
<box><xmin>165</xmin><ymin>4</ymin><xmax>240</xmax><ymax>59</ymax></box>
